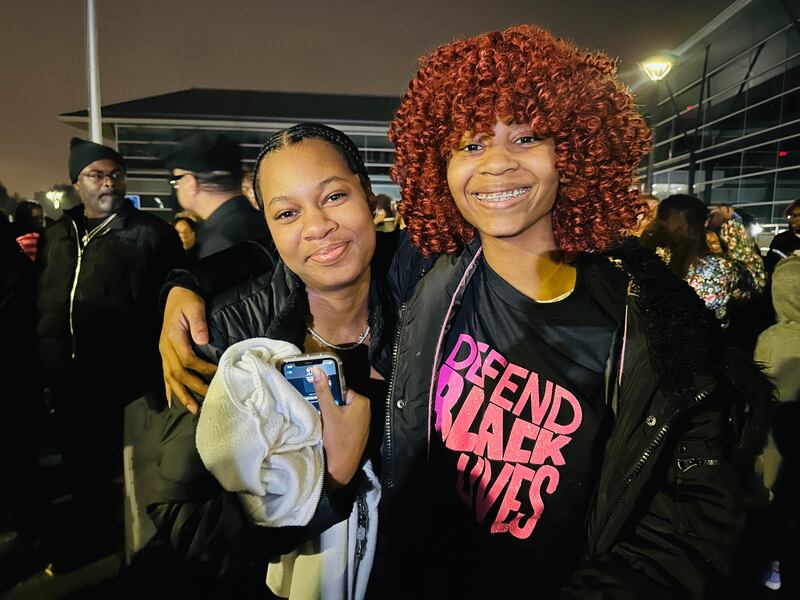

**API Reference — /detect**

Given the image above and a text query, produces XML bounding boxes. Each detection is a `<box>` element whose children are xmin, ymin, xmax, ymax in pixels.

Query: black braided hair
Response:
<box><xmin>252</xmin><ymin>122</ymin><xmax>371</xmax><ymax>211</ymax></box>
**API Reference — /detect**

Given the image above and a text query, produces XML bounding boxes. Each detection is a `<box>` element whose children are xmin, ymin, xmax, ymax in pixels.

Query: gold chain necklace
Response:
<box><xmin>306</xmin><ymin>321</ymin><xmax>370</xmax><ymax>351</ymax></box>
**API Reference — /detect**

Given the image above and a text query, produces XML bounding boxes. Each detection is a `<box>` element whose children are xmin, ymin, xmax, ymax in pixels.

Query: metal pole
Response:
<box><xmin>86</xmin><ymin>0</ymin><xmax>102</xmax><ymax>143</ymax></box>
<box><xmin>645</xmin><ymin>80</ymin><xmax>658</xmax><ymax>193</ymax></box>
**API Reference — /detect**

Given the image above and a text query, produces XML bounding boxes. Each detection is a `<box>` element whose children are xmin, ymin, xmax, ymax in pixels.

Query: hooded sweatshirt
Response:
<box><xmin>755</xmin><ymin>255</ymin><xmax>800</xmax><ymax>403</ymax></box>
<box><xmin>754</xmin><ymin>255</ymin><xmax>800</xmax><ymax>489</ymax></box>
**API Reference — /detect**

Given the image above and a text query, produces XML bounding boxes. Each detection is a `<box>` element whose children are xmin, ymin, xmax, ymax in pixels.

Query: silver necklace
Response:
<box><xmin>307</xmin><ymin>321</ymin><xmax>370</xmax><ymax>351</ymax></box>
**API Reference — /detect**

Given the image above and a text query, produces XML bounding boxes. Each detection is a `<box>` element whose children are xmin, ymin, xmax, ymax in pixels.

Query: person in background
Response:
<box><xmin>630</xmin><ymin>192</ymin><xmax>659</xmax><ymax>237</ymax></box>
<box><xmin>752</xmin><ymin>255</ymin><xmax>800</xmax><ymax>594</ymax></box>
<box><xmin>35</xmin><ymin>137</ymin><xmax>184</xmax><ymax>573</ymax></box>
<box><xmin>0</xmin><ymin>217</ymin><xmax>46</xmax><ymax>581</ymax></box>
<box><xmin>173</xmin><ymin>215</ymin><xmax>197</xmax><ymax>255</ymax></box>
<box><xmin>12</xmin><ymin>200</ymin><xmax>45</xmax><ymax>261</ymax></box>
<box><xmin>371</xmin><ymin>194</ymin><xmax>400</xmax><ymax>273</ymax></box>
<box><xmin>164</xmin><ymin>134</ymin><xmax>270</xmax><ymax>259</ymax></box>
<box><xmin>643</xmin><ymin>196</ymin><xmax>765</xmax><ymax>323</ymax></box>
<box><xmin>765</xmin><ymin>199</ymin><xmax>800</xmax><ymax>274</ymax></box>
<box><xmin>754</xmin><ymin>255</ymin><xmax>800</xmax><ymax>488</ymax></box>
<box><xmin>241</xmin><ymin>164</ymin><xmax>259</xmax><ymax>211</ymax></box>
<box><xmin>372</xmin><ymin>193</ymin><xmax>396</xmax><ymax>231</ymax></box>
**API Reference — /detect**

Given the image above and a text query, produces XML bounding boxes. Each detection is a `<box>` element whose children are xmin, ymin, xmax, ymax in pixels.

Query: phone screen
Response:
<box><xmin>281</xmin><ymin>357</ymin><xmax>344</xmax><ymax>411</ymax></box>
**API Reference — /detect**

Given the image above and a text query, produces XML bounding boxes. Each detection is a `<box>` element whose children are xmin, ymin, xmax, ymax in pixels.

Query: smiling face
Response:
<box><xmin>259</xmin><ymin>139</ymin><xmax>376</xmax><ymax>293</ymax></box>
<box><xmin>446</xmin><ymin>119</ymin><xmax>559</xmax><ymax>250</ymax></box>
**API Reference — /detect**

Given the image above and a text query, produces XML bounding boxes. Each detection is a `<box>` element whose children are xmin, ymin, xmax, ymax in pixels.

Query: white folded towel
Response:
<box><xmin>196</xmin><ymin>338</ymin><xmax>324</xmax><ymax>527</ymax></box>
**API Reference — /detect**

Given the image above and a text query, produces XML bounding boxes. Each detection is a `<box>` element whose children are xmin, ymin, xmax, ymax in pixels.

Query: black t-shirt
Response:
<box><xmin>429</xmin><ymin>256</ymin><xmax>616</xmax><ymax>594</ymax></box>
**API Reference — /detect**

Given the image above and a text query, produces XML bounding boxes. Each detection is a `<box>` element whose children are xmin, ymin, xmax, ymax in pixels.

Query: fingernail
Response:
<box><xmin>312</xmin><ymin>368</ymin><xmax>324</xmax><ymax>383</ymax></box>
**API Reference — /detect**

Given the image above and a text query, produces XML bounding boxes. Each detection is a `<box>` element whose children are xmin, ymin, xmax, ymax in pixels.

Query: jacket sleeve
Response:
<box><xmin>146</xmin><ymin>402</ymin><xmax>359</xmax><ymax>577</ymax></box>
<box><xmin>719</xmin><ymin>219</ymin><xmax>766</xmax><ymax>293</ymax></box>
<box><xmin>159</xmin><ymin>240</ymin><xmax>277</xmax><ymax>308</ymax></box>
<box><xmin>563</xmin><ymin>400</ymin><xmax>744</xmax><ymax>599</ymax></box>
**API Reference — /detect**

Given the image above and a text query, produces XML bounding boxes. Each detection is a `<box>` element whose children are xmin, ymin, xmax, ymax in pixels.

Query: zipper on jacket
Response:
<box><xmin>587</xmin><ymin>382</ymin><xmax>717</xmax><ymax>557</ymax></box>
<box><xmin>382</xmin><ymin>303</ymin><xmax>406</xmax><ymax>490</ymax></box>
<box><xmin>299</xmin><ymin>445</ymin><xmax>326</xmax><ymax>527</ymax></box>
<box><xmin>67</xmin><ymin>215</ymin><xmax>116</xmax><ymax>359</ymax></box>
<box><xmin>382</xmin><ymin>255</ymin><xmax>438</xmax><ymax>490</ymax></box>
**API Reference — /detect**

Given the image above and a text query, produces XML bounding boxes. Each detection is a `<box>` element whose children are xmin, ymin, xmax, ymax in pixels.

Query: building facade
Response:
<box><xmin>642</xmin><ymin>0</ymin><xmax>800</xmax><ymax>233</ymax></box>
<box><xmin>60</xmin><ymin>88</ymin><xmax>400</xmax><ymax>219</ymax></box>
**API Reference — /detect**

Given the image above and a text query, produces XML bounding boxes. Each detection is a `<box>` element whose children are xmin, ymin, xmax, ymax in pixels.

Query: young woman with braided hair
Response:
<box><xmin>146</xmin><ymin>123</ymin><xmax>394</xmax><ymax>598</ymax></box>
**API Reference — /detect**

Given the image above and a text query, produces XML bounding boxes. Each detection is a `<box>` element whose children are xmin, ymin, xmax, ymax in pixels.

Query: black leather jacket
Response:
<box><xmin>146</xmin><ymin>241</ymin><xmax>395</xmax><ymax>592</ymax></box>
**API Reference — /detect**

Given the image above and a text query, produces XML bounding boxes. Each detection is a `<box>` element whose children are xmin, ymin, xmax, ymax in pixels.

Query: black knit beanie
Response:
<box><xmin>69</xmin><ymin>138</ymin><xmax>126</xmax><ymax>183</ymax></box>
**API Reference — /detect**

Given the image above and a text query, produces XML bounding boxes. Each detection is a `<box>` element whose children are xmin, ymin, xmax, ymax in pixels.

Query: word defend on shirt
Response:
<box><xmin>435</xmin><ymin>333</ymin><xmax>583</xmax><ymax>540</ymax></box>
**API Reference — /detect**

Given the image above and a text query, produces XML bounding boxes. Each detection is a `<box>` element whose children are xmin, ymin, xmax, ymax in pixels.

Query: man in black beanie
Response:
<box><xmin>34</xmin><ymin>138</ymin><xmax>184</xmax><ymax>572</ymax></box>
<box><xmin>163</xmin><ymin>133</ymin><xmax>269</xmax><ymax>258</ymax></box>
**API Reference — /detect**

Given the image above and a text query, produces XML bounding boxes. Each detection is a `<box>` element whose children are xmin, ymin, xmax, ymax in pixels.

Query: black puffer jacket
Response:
<box><xmin>378</xmin><ymin>235</ymin><xmax>771</xmax><ymax>599</ymax></box>
<box><xmin>36</xmin><ymin>200</ymin><xmax>183</xmax><ymax>401</ymax></box>
<box><xmin>146</xmin><ymin>240</ymin><xmax>395</xmax><ymax>592</ymax></box>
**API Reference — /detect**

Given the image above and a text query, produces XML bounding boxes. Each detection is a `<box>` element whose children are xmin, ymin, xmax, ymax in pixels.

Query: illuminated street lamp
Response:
<box><xmin>46</xmin><ymin>189</ymin><xmax>65</xmax><ymax>210</ymax></box>
<box><xmin>640</xmin><ymin>53</ymin><xmax>676</xmax><ymax>81</ymax></box>
<box><xmin>640</xmin><ymin>52</ymin><xmax>676</xmax><ymax>193</ymax></box>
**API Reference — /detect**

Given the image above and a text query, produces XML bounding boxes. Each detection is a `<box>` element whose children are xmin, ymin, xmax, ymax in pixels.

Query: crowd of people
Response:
<box><xmin>1</xmin><ymin>22</ymin><xmax>799</xmax><ymax>600</ymax></box>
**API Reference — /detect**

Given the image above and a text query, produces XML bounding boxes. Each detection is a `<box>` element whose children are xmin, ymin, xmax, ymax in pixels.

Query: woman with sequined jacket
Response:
<box><xmin>642</xmin><ymin>195</ymin><xmax>765</xmax><ymax>322</ymax></box>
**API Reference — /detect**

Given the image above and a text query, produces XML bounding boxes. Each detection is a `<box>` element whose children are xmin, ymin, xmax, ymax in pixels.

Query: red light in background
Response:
<box><xmin>686</xmin><ymin>104</ymin><xmax>695</xmax><ymax>110</ymax></box>
<box><xmin>779</xmin><ymin>151</ymin><xmax>789</xmax><ymax>157</ymax></box>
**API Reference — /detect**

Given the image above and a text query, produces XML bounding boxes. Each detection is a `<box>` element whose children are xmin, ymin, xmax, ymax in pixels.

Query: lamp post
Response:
<box><xmin>86</xmin><ymin>0</ymin><xmax>102</xmax><ymax>143</ymax></box>
<box><xmin>46</xmin><ymin>190</ymin><xmax>64</xmax><ymax>211</ymax></box>
<box><xmin>640</xmin><ymin>53</ymin><xmax>676</xmax><ymax>194</ymax></box>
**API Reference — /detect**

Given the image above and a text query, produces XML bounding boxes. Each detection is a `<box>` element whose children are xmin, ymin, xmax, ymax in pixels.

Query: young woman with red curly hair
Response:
<box><xmin>159</xmin><ymin>24</ymin><xmax>769</xmax><ymax>600</ymax></box>
<box><xmin>378</xmin><ymin>24</ymin><xmax>768</xmax><ymax>599</ymax></box>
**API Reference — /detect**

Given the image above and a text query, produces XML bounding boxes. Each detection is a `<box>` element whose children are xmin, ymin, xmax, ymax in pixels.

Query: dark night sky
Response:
<box><xmin>0</xmin><ymin>0</ymin><xmax>734</xmax><ymax>198</ymax></box>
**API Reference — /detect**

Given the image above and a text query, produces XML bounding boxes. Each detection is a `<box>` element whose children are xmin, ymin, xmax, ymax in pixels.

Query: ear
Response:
<box><xmin>366</xmin><ymin>188</ymin><xmax>377</xmax><ymax>214</ymax></box>
<box><xmin>186</xmin><ymin>173</ymin><xmax>199</xmax><ymax>196</ymax></box>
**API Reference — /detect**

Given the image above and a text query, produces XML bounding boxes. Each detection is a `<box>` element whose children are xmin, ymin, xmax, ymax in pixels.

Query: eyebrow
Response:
<box><xmin>84</xmin><ymin>169</ymin><xmax>124</xmax><ymax>175</ymax></box>
<box><xmin>267</xmin><ymin>175</ymin><xmax>350</xmax><ymax>208</ymax></box>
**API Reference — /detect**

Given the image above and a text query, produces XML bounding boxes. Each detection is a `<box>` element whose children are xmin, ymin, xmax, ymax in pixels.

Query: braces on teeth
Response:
<box><xmin>475</xmin><ymin>188</ymin><xmax>529</xmax><ymax>201</ymax></box>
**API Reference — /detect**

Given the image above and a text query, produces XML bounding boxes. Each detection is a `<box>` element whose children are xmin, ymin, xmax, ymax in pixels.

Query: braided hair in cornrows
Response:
<box><xmin>252</xmin><ymin>122</ymin><xmax>370</xmax><ymax>211</ymax></box>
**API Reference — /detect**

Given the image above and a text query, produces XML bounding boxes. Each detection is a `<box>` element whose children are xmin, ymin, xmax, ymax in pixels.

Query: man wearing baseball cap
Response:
<box><xmin>163</xmin><ymin>133</ymin><xmax>269</xmax><ymax>259</ymax></box>
<box><xmin>35</xmin><ymin>138</ymin><xmax>184</xmax><ymax>572</ymax></box>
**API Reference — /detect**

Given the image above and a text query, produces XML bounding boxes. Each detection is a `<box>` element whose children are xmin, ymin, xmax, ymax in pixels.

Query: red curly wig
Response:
<box><xmin>389</xmin><ymin>24</ymin><xmax>652</xmax><ymax>256</ymax></box>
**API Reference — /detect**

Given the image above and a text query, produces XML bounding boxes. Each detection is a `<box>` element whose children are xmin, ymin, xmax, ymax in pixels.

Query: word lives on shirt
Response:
<box><xmin>435</xmin><ymin>331</ymin><xmax>586</xmax><ymax>540</ymax></box>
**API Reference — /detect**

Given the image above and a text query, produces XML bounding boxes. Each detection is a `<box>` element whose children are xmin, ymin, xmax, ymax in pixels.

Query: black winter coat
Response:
<box><xmin>36</xmin><ymin>200</ymin><xmax>184</xmax><ymax>402</ymax></box>
<box><xmin>146</xmin><ymin>239</ymin><xmax>395</xmax><ymax>592</ymax></box>
<box><xmin>378</xmin><ymin>235</ymin><xmax>771</xmax><ymax>599</ymax></box>
<box><xmin>195</xmin><ymin>195</ymin><xmax>271</xmax><ymax>259</ymax></box>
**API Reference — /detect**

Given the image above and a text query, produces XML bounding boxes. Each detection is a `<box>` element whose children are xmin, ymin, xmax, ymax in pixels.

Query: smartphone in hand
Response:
<box><xmin>277</xmin><ymin>353</ymin><xmax>346</xmax><ymax>412</ymax></box>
